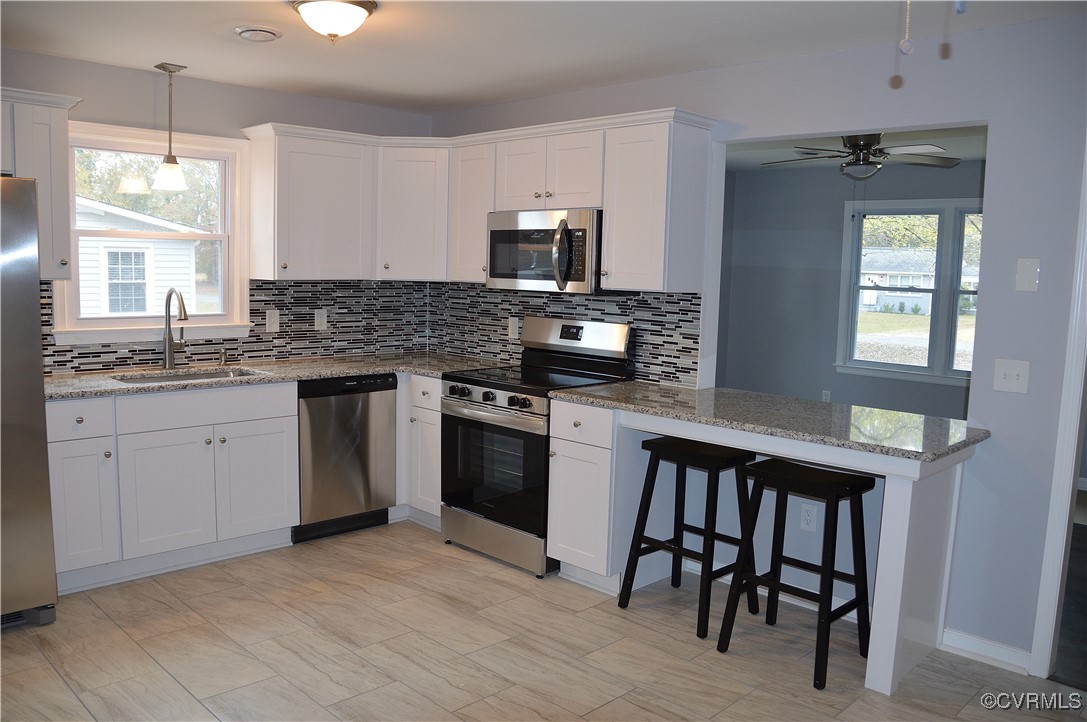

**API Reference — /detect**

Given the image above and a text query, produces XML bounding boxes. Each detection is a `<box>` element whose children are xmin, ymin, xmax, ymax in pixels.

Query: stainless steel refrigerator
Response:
<box><xmin>1</xmin><ymin>177</ymin><xmax>57</xmax><ymax>624</ymax></box>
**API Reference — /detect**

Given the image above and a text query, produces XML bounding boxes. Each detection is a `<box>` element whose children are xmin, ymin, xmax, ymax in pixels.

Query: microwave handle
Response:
<box><xmin>551</xmin><ymin>218</ymin><xmax>570</xmax><ymax>291</ymax></box>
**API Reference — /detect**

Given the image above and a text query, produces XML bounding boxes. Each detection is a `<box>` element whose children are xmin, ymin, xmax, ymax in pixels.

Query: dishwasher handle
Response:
<box><xmin>298</xmin><ymin>373</ymin><xmax>398</xmax><ymax>398</ymax></box>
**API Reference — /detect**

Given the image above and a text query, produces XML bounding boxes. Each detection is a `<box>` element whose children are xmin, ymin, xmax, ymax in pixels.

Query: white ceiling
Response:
<box><xmin>2</xmin><ymin>1</ymin><xmax>1082</xmax><ymax>115</ymax></box>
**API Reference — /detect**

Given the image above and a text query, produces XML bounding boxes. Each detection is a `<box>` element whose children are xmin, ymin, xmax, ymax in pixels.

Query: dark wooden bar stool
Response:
<box><xmin>617</xmin><ymin>436</ymin><xmax>757</xmax><ymax>638</ymax></box>
<box><xmin>716</xmin><ymin>458</ymin><xmax>875</xmax><ymax>689</ymax></box>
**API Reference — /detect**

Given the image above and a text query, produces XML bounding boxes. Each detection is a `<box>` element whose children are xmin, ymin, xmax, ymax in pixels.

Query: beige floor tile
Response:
<box><xmin>584</xmin><ymin>688</ymin><xmax>709</xmax><ymax>721</ymax></box>
<box><xmin>138</xmin><ymin>623</ymin><xmax>275</xmax><ymax>699</ymax></box>
<box><xmin>467</xmin><ymin>635</ymin><xmax>632</xmax><ymax>716</ymax></box>
<box><xmin>43</xmin><ymin>591</ymin><xmax>110</xmax><ymax>629</ymax></box>
<box><xmin>955</xmin><ymin>687</ymin><xmax>1085</xmax><ymax>721</ymax></box>
<box><xmin>489</xmin><ymin>568</ymin><xmax>613</xmax><ymax>612</ymax></box>
<box><xmin>329</xmin><ymin>680</ymin><xmax>461</xmax><ymax>721</ymax></box>
<box><xmin>475</xmin><ymin>595</ymin><xmax>624</xmax><ymax>658</ymax></box>
<box><xmin>87</xmin><ymin>578</ymin><xmax>205</xmax><ymax>640</ymax></box>
<box><xmin>887</xmin><ymin>654</ymin><xmax>981</xmax><ymax>719</ymax></box>
<box><xmin>582</xmin><ymin>637</ymin><xmax>750</xmax><ymax>719</ymax></box>
<box><xmin>220</xmin><ymin>551</ymin><xmax>335</xmax><ymax>603</ymax></box>
<box><xmin>281</xmin><ymin>589</ymin><xmax>413</xmax><ymax>650</ymax></box>
<box><xmin>837</xmin><ymin>689</ymin><xmax>958</xmax><ymax>721</ymax></box>
<box><xmin>618</xmin><ymin>574</ymin><xmax>703</xmax><ymax>616</ymax></box>
<box><xmin>713</xmin><ymin>687</ymin><xmax>840</xmax><ymax>721</ymax></box>
<box><xmin>454</xmin><ymin>684</ymin><xmax>585</xmax><ymax>721</ymax></box>
<box><xmin>153</xmin><ymin>562</ymin><xmax>243</xmax><ymax>599</ymax></box>
<box><xmin>329</xmin><ymin>535</ymin><xmax>436</xmax><ymax>575</ymax></box>
<box><xmin>359</xmin><ymin>631</ymin><xmax>512</xmax><ymax>711</ymax></box>
<box><xmin>300</xmin><ymin>559</ymin><xmax>428</xmax><ymax>607</ymax></box>
<box><xmin>32</xmin><ymin>616</ymin><xmax>161</xmax><ymax>693</ymax></box>
<box><xmin>76</xmin><ymin>669</ymin><xmax>216</xmax><ymax>721</ymax></box>
<box><xmin>379</xmin><ymin>593</ymin><xmax>510</xmax><ymax>655</ymax></box>
<box><xmin>397</xmin><ymin>563</ymin><xmax>525</xmax><ymax>610</ymax></box>
<box><xmin>1</xmin><ymin>626</ymin><xmax>48</xmax><ymax>675</ymax></box>
<box><xmin>0</xmin><ymin>663</ymin><xmax>94</xmax><ymax>721</ymax></box>
<box><xmin>573</xmin><ymin>605</ymin><xmax>713</xmax><ymax>662</ymax></box>
<box><xmin>370</xmin><ymin>520</ymin><xmax>444</xmax><ymax>546</ymax></box>
<box><xmin>185</xmin><ymin>584</ymin><xmax>306</xmax><ymax>646</ymax></box>
<box><xmin>201</xmin><ymin>675</ymin><xmax>340</xmax><ymax>721</ymax></box>
<box><xmin>248</xmin><ymin>628</ymin><xmax>393</xmax><ymax>707</ymax></box>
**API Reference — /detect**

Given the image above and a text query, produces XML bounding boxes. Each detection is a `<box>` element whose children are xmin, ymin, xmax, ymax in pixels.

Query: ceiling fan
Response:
<box><xmin>761</xmin><ymin>133</ymin><xmax>961</xmax><ymax>180</ymax></box>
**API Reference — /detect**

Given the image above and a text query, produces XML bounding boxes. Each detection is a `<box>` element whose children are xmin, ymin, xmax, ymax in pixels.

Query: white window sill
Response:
<box><xmin>834</xmin><ymin>363</ymin><xmax>970</xmax><ymax>387</ymax></box>
<box><xmin>50</xmin><ymin>323</ymin><xmax>253</xmax><ymax>346</ymax></box>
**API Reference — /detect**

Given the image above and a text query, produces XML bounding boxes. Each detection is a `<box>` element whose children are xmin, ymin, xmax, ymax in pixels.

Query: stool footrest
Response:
<box><xmin>779</xmin><ymin>555</ymin><xmax>858</xmax><ymax>585</ymax></box>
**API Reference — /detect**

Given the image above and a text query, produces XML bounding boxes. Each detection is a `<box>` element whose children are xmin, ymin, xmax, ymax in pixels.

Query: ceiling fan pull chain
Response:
<box><xmin>899</xmin><ymin>0</ymin><xmax>914</xmax><ymax>54</ymax></box>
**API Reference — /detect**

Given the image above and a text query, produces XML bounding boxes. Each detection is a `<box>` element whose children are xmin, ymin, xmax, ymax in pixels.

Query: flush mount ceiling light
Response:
<box><xmin>291</xmin><ymin>0</ymin><xmax>377</xmax><ymax>43</ymax></box>
<box><xmin>233</xmin><ymin>25</ymin><xmax>283</xmax><ymax>43</ymax></box>
<box><xmin>152</xmin><ymin>62</ymin><xmax>187</xmax><ymax>192</ymax></box>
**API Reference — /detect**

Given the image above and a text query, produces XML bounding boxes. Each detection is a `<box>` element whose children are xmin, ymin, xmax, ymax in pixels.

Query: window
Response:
<box><xmin>53</xmin><ymin>122</ymin><xmax>249</xmax><ymax>343</ymax></box>
<box><xmin>836</xmin><ymin>198</ymin><xmax>982</xmax><ymax>383</ymax></box>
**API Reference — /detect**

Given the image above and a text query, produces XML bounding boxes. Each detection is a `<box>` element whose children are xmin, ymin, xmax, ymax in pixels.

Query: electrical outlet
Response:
<box><xmin>800</xmin><ymin>503</ymin><xmax>817</xmax><ymax>532</ymax></box>
<box><xmin>821</xmin><ymin>390</ymin><xmax>831</xmax><ymax>402</ymax></box>
<box><xmin>315</xmin><ymin>308</ymin><xmax>328</xmax><ymax>330</ymax></box>
<box><xmin>508</xmin><ymin>316</ymin><xmax>519</xmax><ymax>340</ymax></box>
<box><xmin>265</xmin><ymin>309</ymin><xmax>280</xmax><ymax>333</ymax></box>
<box><xmin>993</xmin><ymin>358</ymin><xmax>1030</xmax><ymax>393</ymax></box>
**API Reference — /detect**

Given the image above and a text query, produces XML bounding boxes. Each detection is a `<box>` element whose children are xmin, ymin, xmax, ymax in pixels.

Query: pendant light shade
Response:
<box><xmin>117</xmin><ymin>174</ymin><xmax>151</xmax><ymax>194</ymax></box>
<box><xmin>152</xmin><ymin>62</ymin><xmax>187</xmax><ymax>192</ymax></box>
<box><xmin>292</xmin><ymin>0</ymin><xmax>377</xmax><ymax>43</ymax></box>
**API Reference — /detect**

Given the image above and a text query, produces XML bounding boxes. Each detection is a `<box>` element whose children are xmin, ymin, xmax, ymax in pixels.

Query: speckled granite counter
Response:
<box><xmin>43</xmin><ymin>352</ymin><xmax>501</xmax><ymax>400</ymax></box>
<box><xmin>551</xmin><ymin>381</ymin><xmax>990</xmax><ymax>463</ymax></box>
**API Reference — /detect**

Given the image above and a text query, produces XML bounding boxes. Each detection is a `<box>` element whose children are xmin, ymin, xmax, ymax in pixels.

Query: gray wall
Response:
<box><xmin>718</xmin><ymin>161</ymin><xmax>985</xmax><ymax>419</ymax></box>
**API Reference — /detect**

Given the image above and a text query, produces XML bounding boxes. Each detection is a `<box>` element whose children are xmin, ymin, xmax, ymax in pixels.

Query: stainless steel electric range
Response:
<box><xmin>440</xmin><ymin>316</ymin><xmax>634</xmax><ymax>576</ymax></box>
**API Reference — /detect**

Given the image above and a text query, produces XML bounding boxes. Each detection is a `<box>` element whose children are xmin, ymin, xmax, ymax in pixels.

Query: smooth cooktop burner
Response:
<box><xmin>444</xmin><ymin>365</ymin><xmax>614</xmax><ymax>396</ymax></box>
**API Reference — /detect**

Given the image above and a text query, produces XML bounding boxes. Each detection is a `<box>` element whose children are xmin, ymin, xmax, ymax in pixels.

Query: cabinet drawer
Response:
<box><xmin>46</xmin><ymin>397</ymin><xmax>115</xmax><ymax>441</ymax></box>
<box><xmin>410</xmin><ymin>375</ymin><xmax>442</xmax><ymax>411</ymax></box>
<box><xmin>551</xmin><ymin>401</ymin><xmax>614</xmax><ymax>448</ymax></box>
<box><xmin>115</xmin><ymin>382</ymin><xmax>296</xmax><ymax>434</ymax></box>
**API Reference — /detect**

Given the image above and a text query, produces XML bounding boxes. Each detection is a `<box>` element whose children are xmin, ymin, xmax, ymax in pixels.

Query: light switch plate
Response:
<box><xmin>994</xmin><ymin>358</ymin><xmax>1030</xmax><ymax>393</ymax></box>
<box><xmin>315</xmin><ymin>308</ymin><xmax>328</xmax><ymax>330</ymax></box>
<box><xmin>266</xmin><ymin>309</ymin><xmax>280</xmax><ymax>333</ymax></box>
<box><xmin>1015</xmin><ymin>257</ymin><xmax>1040</xmax><ymax>292</ymax></box>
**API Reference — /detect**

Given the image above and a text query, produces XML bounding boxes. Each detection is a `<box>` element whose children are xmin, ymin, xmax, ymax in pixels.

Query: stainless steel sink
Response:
<box><xmin>111</xmin><ymin>367</ymin><xmax>260</xmax><ymax>384</ymax></box>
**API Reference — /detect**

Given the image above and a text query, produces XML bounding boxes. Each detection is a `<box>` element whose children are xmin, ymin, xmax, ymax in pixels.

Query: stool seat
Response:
<box><xmin>717</xmin><ymin>458</ymin><xmax>875</xmax><ymax>690</ymax></box>
<box><xmin>618</xmin><ymin>436</ymin><xmax>756</xmax><ymax>639</ymax></box>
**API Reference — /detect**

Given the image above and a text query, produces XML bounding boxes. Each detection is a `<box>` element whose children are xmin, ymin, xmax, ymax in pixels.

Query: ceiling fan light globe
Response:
<box><xmin>293</xmin><ymin>0</ymin><xmax>374</xmax><ymax>41</ymax></box>
<box><xmin>841</xmin><ymin>159</ymin><xmax>882</xmax><ymax>180</ymax></box>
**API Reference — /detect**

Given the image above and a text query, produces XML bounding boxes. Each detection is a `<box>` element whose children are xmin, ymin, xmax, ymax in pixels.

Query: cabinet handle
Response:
<box><xmin>572</xmin><ymin>420</ymin><xmax>582</xmax><ymax>428</ymax></box>
<box><xmin>75</xmin><ymin>416</ymin><xmax>84</xmax><ymax>424</ymax></box>
<box><xmin>548</xmin><ymin>450</ymin><xmax>557</xmax><ymax>457</ymax></box>
<box><xmin>481</xmin><ymin>265</ymin><xmax>487</xmax><ymax>272</ymax></box>
<box><xmin>103</xmin><ymin>451</ymin><xmax>112</xmax><ymax>459</ymax></box>
<box><xmin>59</xmin><ymin>258</ymin><xmax>69</xmax><ymax>266</ymax></box>
<box><xmin>410</xmin><ymin>416</ymin><xmax>417</xmax><ymax>423</ymax></box>
<box><xmin>421</xmin><ymin>390</ymin><xmax>429</xmax><ymax>397</ymax></box>
<box><xmin>205</xmin><ymin>438</ymin><xmax>212</xmax><ymax>445</ymax></box>
<box><xmin>544</xmin><ymin>191</ymin><xmax>553</xmax><ymax>198</ymax></box>
<box><xmin>600</xmin><ymin>270</ymin><xmax>609</xmax><ymax>277</ymax></box>
<box><xmin>384</xmin><ymin>263</ymin><xmax>390</xmax><ymax>269</ymax></box>
<box><xmin>533</xmin><ymin>192</ymin><xmax>542</xmax><ymax>199</ymax></box>
<box><xmin>280</xmin><ymin>262</ymin><xmax>288</xmax><ymax>269</ymax></box>
<box><xmin>219</xmin><ymin>437</ymin><xmax>227</xmax><ymax>444</ymax></box>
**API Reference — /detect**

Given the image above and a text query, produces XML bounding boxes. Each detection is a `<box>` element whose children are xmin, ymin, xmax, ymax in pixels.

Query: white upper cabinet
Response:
<box><xmin>495</xmin><ymin>130</ymin><xmax>603</xmax><ymax>211</ymax></box>
<box><xmin>376</xmin><ymin>145</ymin><xmax>449</xmax><ymax>281</ymax></box>
<box><xmin>601</xmin><ymin>120</ymin><xmax>711</xmax><ymax>292</ymax></box>
<box><xmin>244</xmin><ymin>124</ymin><xmax>376</xmax><ymax>280</ymax></box>
<box><xmin>448</xmin><ymin>143</ymin><xmax>495</xmax><ymax>283</ymax></box>
<box><xmin>1</xmin><ymin>88</ymin><xmax>81</xmax><ymax>280</ymax></box>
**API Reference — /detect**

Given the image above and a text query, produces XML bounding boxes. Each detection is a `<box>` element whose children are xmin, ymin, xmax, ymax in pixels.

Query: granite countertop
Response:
<box><xmin>43</xmin><ymin>352</ymin><xmax>502</xmax><ymax>400</ymax></box>
<box><xmin>551</xmin><ymin>381</ymin><xmax>991</xmax><ymax>463</ymax></box>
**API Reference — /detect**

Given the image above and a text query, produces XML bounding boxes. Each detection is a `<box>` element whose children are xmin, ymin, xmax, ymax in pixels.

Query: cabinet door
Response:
<box><xmin>47</xmin><ymin>437</ymin><xmax>120</xmax><ymax>572</ymax></box>
<box><xmin>547</xmin><ymin>438</ymin><xmax>612</xmax><ymax>575</ymax></box>
<box><xmin>12</xmin><ymin>102</ymin><xmax>72</xmax><ymax>279</ymax></box>
<box><xmin>546</xmin><ymin>130</ymin><xmax>604</xmax><ymax>209</ymax></box>
<box><xmin>449</xmin><ymin>143</ymin><xmax>495</xmax><ymax>283</ymax></box>
<box><xmin>601</xmin><ymin>123</ymin><xmax>670</xmax><ymax>291</ymax></box>
<box><xmin>377</xmin><ymin>147</ymin><xmax>449</xmax><ymax>280</ymax></box>
<box><xmin>408</xmin><ymin>406</ymin><xmax>442</xmax><ymax>516</ymax></box>
<box><xmin>117</xmin><ymin>426</ymin><xmax>217</xmax><ymax>558</ymax></box>
<box><xmin>495</xmin><ymin>136</ymin><xmax>547</xmax><ymax>211</ymax></box>
<box><xmin>277</xmin><ymin>135</ymin><xmax>375</xmax><ymax>280</ymax></box>
<box><xmin>215</xmin><ymin>417</ymin><xmax>300</xmax><ymax>540</ymax></box>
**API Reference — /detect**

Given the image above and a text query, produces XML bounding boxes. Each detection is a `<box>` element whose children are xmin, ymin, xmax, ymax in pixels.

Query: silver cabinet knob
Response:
<box><xmin>533</xmin><ymin>192</ymin><xmax>542</xmax><ymax>199</ymax></box>
<box><xmin>410</xmin><ymin>416</ymin><xmax>417</xmax><ymax>423</ymax></box>
<box><xmin>205</xmin><ymin>438</ymin><xmax>212</xmax><ymax>445</ymax></box>
<box><xmin>544</xmin><ymin>191</ymin><xmax>553</xmax><ymax>198</ymax></box>
<box><xmin>421</xmin><ymin>390</ymin><xmax>430</xmax><ymax>397</ymax></box>
<box><xmin>572</xmin><ymin>420</ymin><xmax>582</xmax><ymax>428</ymax></box>
<box><xmin>280</xmin><ymin>262</ymin><xmax>288</xmax><ymax>269</ymax></box>
<box><xmin>600</xmin><ymin>270</ymin><xmax>609</xmax><ymax>277</ymax></box>
<box><xmin>103</xmin><ymin>450</ymin><xmax>112</xmax><ymax>459</ymax></box>
<box><xmin>219</xmin><ymin>437</ymin><xmax>227</xmax><ymax>444</ymax></box>
<box><xmin>548</xmin><ymin>450</ymin><xmax>557</xmax><ymax>457</ymax></box>
<box><xmin>482</xmin><ymin>265</ymin><xmax>487</xmax><ymax>272</ymax></box>
<box><xmin>384</xmin><ymin>263</ymin><xmax>390</xmax><ymax>269</ymax></box>
<box><xmin>59</xmin><ymin>258</ymin><xmax>69</xmax><ymax>266</ymax></box>
<box><xmin>75</xmin><ymin>416</ymin><xmax>84</xmax><ymax>424</ymax></box>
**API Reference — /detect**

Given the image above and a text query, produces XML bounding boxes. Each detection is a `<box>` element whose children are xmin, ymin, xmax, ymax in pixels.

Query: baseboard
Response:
<box><xmin>557</xmin><ymin>564</ymin><xmax>621</xmax><ymax>595</ymax></box>
<box><xmin>939</xmin><ymin>629</ymin><xmax>1032</xmax><ymax>676</ymax></box>
<box><xmin>401</xmin><ymin>506</ymin><xmax>440</xmax><ymax>531</ymax></box>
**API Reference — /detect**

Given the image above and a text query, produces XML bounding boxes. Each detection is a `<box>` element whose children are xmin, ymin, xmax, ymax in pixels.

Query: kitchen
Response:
<box><xmin>2</xmin><ymin>2</ymin><xmax>1086</xmax><ymax>720</ymax></box>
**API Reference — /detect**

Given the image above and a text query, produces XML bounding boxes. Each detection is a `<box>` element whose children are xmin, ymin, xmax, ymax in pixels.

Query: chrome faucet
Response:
<box><xmin>163</xmin><ymin>287</ymin><xmax>189</xmax><ymax>369</ymax></box>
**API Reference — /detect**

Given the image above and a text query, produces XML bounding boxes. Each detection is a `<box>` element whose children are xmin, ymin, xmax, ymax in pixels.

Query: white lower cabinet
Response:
<box><xmin>214</xmin><ymin>417</ymin><xmax>300</xmax><ymax>541</ymax></box>
<box><xmin>548</xmin><ymin>437</ymin><xmax>613</xmax><ymax>575</ymax></box>
<box><xmin>407</xmin><ymin>406</ymin><xmax>442</xmax><ymax>517</ymax></box>
<box><xmin>47</xmin><ymin>436</ymin><xmax>120</xmax><ymax>572</ymax></box>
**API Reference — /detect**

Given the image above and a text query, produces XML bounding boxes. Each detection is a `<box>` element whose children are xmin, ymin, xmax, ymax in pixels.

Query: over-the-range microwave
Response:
<box><xmin>486</xmin><ymin>208</ymin><xmax>602</xmax><ymax>294</ymax></box>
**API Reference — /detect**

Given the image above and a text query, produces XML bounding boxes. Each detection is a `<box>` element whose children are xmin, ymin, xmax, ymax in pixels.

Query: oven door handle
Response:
<box><xmin>441</xmin><ymin>399</ymin><xmax>549</xmax><ymax>436</ymax></box>
<box><xmin>551</xmin><ymin>218</ymin><xmax>570</xmax><ymax>291</ymax></box>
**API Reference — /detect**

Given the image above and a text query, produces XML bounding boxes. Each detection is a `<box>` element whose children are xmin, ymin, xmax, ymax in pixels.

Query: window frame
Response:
<box><xmin>835</xmin><ymin>198</ymin><xmax>982</xmax><ymax>386</ymax></box>
<box><xmin>53</xmin><ymin>121</ymin><xmax>250</xmax><ymax>344</ymax></box>
<box><xmin>102</xmin><ymin>245</ymin><xmax>152</xmax><ymax>315</ymax></box>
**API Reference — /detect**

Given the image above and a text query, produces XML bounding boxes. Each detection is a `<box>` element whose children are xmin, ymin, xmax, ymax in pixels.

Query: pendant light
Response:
<box><xmin>152</xmin><ymin>62</ymin><xmax>187</xmax><ymax>192</ymax></box>
<box><xmin>292</xmin><ymin>1</ymin><xmax>377</xmax><ymax>43</ymax></box>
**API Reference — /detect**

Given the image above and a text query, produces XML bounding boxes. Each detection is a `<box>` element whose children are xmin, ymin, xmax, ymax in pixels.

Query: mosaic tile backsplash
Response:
<box><xmin>40</xmin><ymin>280</ymin><xmax>701</xmax><ymax>386</ymax></box>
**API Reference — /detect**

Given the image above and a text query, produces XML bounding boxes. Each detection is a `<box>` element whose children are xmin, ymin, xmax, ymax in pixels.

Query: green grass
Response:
<box><xmin>857</xmin><ymin>311</ymin><xmax>976</xmax><ymax>342</ymax></box>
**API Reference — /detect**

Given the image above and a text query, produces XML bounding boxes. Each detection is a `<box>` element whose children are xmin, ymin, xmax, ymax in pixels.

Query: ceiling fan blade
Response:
<box><xmin>761</xmin><ymin>155</ymin><xmax>849</xmax><ymax>167</ymax></box>
<box><xmin>793</xmin><ymin>145</ymin><xmax>848</xmax><ymax>155</ymax></box>
<box><xmin>886</xmin><ymin>153</ymin><xmax>962</xmax><ymax>168</ymax></box>
<box><xmin>878</xmin><ymin>143</ymin><xmax>947</xmax><ymax>155</ymax></box>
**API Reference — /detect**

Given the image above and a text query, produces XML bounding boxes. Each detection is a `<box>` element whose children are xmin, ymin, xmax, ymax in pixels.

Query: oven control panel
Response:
<box><xmin>443</xmin><ymin>383</ymin><xmax>548</xmax><ymax>416</ymax></box>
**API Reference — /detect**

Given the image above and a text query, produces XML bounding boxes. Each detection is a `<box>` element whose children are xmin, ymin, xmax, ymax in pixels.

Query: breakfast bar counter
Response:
<box><xmin>551</xmin><ymin>381</ymin><xmax>990</xmax><ymax>696</ymax></box>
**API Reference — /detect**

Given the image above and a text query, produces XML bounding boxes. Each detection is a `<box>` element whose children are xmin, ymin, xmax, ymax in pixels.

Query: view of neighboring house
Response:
<box><xmin>859</xmin><ymin>246</ymin><xmax>979</xmax><ymax>315</ymax></box>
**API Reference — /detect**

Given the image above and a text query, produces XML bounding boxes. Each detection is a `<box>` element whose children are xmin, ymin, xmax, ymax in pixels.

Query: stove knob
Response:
<box><xmin>457</xmin><ymin>386</ymin><xmax>472</xmax><ymax>398</ymax></box>
<box><xmin>507</xmin><ymin>395</ymin><xmax>520</xmax><ymax>407</ymax></box>
<box><xmin>518</xmin><ymin>397</ymin><xmax>534</xmax><ymax>409</ymax></box>
<box><xmin>482</xmin><ymin>391</ymin><xmax>496</xmax><ymax>402</ymax></box>
<box><xmin>448</xmin><ymin>384</ymin><xmax>461</xmax><ymax>396</ymax></box>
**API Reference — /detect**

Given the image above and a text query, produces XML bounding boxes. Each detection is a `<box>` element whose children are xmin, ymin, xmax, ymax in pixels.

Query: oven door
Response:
<box><xmin>486</xmin><ymin>209</ymin><xmax>599</xmax><ymax>294</ymax></box>
<box><xmin>440</xmin><ymin>399</ymin><xmax>550</xmax><ymax>538</ymax></box>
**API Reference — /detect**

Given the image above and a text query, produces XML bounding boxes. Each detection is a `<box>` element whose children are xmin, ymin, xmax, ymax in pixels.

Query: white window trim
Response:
<box><xmin>53</xmin><ymin>121</ymin><xmax>251</xmax><ymax>344</ymax></box>
<box><xmin>835</xmin><ymin>197</ymin><xmax>981</xmax><ymax>384</ymax></box>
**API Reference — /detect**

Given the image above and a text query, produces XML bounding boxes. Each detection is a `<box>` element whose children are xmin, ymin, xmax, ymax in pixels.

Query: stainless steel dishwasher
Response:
<box><xmin>294</xmin><ymin>374</ymin><xmax>397</xmax><ymax>543</ymax></box>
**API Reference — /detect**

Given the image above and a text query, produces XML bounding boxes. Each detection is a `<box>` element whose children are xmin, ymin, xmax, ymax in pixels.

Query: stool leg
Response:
<box><xmin>734</xmin><ymin>465</ymin><xmax>760</xmax><ymax>615</ymax></box>
<box><xmin>813</xmin><ymin>496</ymin><xmax>840</xmax><ymax>690</ymax></box>
<box><xmin>672</xmin><ymin>463</ymin><xmax>687</xmax><ymax>588</ymax></box>
<box><xmin>696</xmin><ymin>468</ymin><xmax>721</xmax><ymax>638</ymax></box>
<box><xmin>618</xmin><ymin>452</ymin><xmax>661</xmax><ymax>609</ymax></box>
<box><xmin>717</xmin><ymin>481</ymin><xmax>764</xmax><ymax>653</ymax></box>
<box><xmin>765</xmin><ymin>488</ymin><xmax>789</xmax><ymax>626</ymax></box>
<box><xmin>849</xmin><ymin>493</ymin><xmax>871</xmax><ymax>659</ymax></box>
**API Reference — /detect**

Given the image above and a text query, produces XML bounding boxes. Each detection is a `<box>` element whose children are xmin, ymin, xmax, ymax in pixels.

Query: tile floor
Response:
<box><xmin>3</xmin><ymin>521</ymin><xmax>1085</xmax><ymax>721</ymax></box>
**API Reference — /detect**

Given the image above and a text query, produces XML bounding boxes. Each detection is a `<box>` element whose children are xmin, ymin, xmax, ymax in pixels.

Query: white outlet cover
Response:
<box><xmin>993</xmin><ymin>358</ymin><xmax>1030</xmax><ymax>393</ymax></box>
